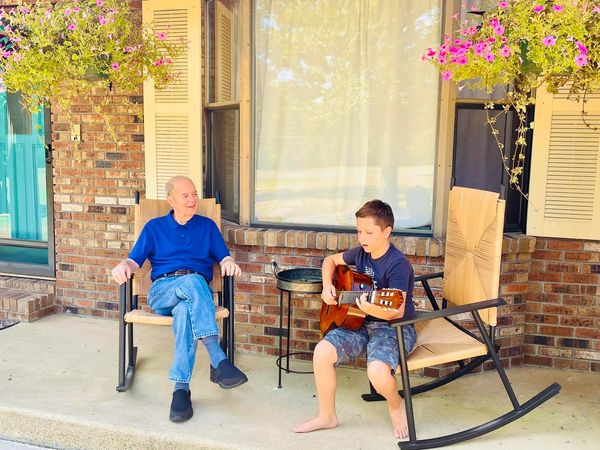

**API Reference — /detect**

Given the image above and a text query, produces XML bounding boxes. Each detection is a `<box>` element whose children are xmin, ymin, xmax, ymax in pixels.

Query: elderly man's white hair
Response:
<box><xmin>165</xmin><ymin>176</ymin><xmax>195</xmax><ymax>197</ymax></box>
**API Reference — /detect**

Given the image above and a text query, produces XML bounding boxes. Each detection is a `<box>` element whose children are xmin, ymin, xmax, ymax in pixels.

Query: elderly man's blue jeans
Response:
<box><xmin>148</xmin><ymin>274</ymin><xmax>219</xmax><ymax>383</ymax></box>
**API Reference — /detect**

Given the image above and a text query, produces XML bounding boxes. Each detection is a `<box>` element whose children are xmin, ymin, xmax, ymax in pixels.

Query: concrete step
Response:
<box><xmin>0</xmin><ymin>277</ymin><xmax>56</xmax><ymax>322</ymax></box>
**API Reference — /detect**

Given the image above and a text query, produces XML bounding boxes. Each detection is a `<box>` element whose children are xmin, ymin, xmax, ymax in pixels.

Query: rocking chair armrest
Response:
<box><xmin>414</xmin><ymin>271</ymin><xmax>444</xmax><ymax>283</ymax></box>
<box><xmin>389</xmin><ymin>297</ymin><xmax>507</xmax><ymax>327</ymax></box>
<box><xmin>118</xmin><ymin>276</ymin><xmax>135</xmax><ymax>314</ymax></box>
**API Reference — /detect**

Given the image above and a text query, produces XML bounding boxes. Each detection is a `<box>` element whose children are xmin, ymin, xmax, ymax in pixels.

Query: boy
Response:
<box><xmin>293</xmin><ymin>199</ymin><xmax>416</xmax><ymax>438</ymax></box>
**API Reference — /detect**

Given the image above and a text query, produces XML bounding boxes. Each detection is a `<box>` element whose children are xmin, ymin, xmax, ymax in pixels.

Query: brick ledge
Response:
<box><xmin>222</xmin><ymin>222</ymin><xmax>536</xmax><ymax>258</ymax></box>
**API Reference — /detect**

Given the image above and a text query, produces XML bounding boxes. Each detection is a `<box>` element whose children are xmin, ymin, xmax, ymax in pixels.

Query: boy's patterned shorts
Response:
<box><xmin>323</xmin><ymin>320</ymin><xmax>417</xmax><ymax>371</ymax></box>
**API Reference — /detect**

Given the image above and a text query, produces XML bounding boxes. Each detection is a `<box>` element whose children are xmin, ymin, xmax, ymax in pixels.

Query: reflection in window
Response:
<box><xmin>0</xmin><ymin>91</ymin><xmax>48</xmax><ymax>242</ymax></box>
<box><xmin>208</xmin><ymin>109</ymin><xmax>240</xmax><ymax>219</ymax></box>
<box><xmin>254</xmin><ymin>1</ymin><xmax>442</xmax><ymax>230</ymax></box>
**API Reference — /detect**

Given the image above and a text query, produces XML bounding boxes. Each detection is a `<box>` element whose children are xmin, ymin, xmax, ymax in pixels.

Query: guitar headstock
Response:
<box><xmin>371</xmin><ymin>289</ymin><xmax>404</xmax><ymax>310</ymax></box>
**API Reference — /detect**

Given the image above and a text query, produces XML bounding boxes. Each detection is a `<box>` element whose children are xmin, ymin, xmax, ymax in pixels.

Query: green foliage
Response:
<box><xmin>423</xmin><ymin>0</ymin><xmax>600</xmax><ymax>191</ymax></box>
<box><xmin>0</xmin><ymin>0</ymin><xmax>184</xmax><ymax>113</ymax></box>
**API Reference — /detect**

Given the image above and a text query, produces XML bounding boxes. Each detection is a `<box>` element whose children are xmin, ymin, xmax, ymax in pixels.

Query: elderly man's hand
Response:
<box><xmin>111</xmin><ymin>259</ymin><xmax>139</xmax><ymax>285</ymax></box>
<box><xmin>220</xmin><ymin>256</ymin><xmax>242</xmax><ymax>277</ymax></box>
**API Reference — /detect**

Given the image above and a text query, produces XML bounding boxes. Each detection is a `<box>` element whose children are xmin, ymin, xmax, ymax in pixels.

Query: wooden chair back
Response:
<box><xmin>442</xmin><ymin>187</ymin><xmax>505</xmax><ymax>326</ymax></box>
<box><xmin>132</xmin><ymin>197</ymin><xmax>222</xmax><ymax>299</ymax></box>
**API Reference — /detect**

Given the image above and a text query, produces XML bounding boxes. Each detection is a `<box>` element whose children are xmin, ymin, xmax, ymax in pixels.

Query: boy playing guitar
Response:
<box><xmin>293</xmin><ymin>200</ymin><xmax>416</xmax><ymax>439</ymax></box>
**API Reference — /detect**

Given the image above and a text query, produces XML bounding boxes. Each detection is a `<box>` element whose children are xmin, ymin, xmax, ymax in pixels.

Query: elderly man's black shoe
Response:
<box><xmin>169</xmin><ymin>389</ymin><xmax>193</xmax><ymax>422</ymax></box>
<box><xmin>210</xmin><ymin>359</ymin><xmax>248</xmax><ymax>389</ymax></box>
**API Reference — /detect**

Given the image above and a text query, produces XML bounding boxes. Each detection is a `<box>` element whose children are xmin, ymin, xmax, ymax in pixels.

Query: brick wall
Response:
<box><xmin>52</xmin><ymin>87</ymin><xmax>144</xmax><ymax>318</ymax></box>
<box><xmin>526</xmin><ymin>239</ymin><xmax>600</xmax><ymax>371</ymax></box>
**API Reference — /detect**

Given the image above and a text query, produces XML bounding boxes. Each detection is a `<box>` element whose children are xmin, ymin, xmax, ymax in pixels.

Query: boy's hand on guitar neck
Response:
<box><xmin>321</xmin><ymin>283</ymin><xmax>338</xmax><ymax>305</ymax></box>
<box><xmin>356</xmin><ymin>292</ymin><xmax>407</xmax><ymax>320</ymax></box>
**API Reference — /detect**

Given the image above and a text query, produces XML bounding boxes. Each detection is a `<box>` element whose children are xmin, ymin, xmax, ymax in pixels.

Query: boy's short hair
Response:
<box><xmin>355</xmin><ymin>199</ymin><xmax>394</xmax><ymax>230</ymax></box>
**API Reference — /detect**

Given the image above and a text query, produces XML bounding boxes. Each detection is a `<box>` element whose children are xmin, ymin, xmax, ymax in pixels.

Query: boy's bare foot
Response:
<box><xmin>292</xmin><ymin>415</ymin><xmax>338</xmax><ymax>433</ymax></box>
<box><xmin>389</xmin><ymin>402</ymin><xmax>409</xmax><ymax>439</ymax></box>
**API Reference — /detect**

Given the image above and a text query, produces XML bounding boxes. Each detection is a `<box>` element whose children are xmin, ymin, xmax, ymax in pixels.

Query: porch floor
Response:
<box><xmin>0</xmin><ymin>314</ymin><xmax>598</xmax><ymax>449</ymax></box>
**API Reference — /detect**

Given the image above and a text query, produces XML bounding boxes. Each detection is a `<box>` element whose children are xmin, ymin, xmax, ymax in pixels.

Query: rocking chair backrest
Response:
<box><xmin>442</xmin><ymin>187</ymin><xmax>505</xmax><ymax>326</ymax></box>
<box><xmin>132</xmin><ymin>197</ymin><xmax>222</xmax><ymax>297</ymax></box>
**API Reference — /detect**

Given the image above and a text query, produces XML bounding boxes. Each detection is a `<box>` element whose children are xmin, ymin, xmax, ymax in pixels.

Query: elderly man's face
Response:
<box><xmin>167</xmin><ymin>178</ymin><xmax>198</xmax><ymax>222</ymax></box>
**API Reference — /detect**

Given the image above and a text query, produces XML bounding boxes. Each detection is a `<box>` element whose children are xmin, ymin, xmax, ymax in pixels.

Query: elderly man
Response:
<box><xmin>111</xmin><ymin>176</ymin><xmax>247</xmax><ymax>423</ymax></box>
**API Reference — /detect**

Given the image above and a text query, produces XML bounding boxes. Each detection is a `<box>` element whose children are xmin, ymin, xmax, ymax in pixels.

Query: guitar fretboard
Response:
<box><xmin>337</xmin><ymin>291</ymin><xmax>369</xmax><ymax>305</ymax></box>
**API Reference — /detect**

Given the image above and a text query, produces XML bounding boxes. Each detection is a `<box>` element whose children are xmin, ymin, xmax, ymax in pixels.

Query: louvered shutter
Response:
<box><xmin>215</xmin><ymin>0</ymin><xmax>233</xmax><ymax>102</ymax></box>
<box><xmin>527</xmin><ymin>85</ymin><xmax>600</xmax><ymax>239</ymax></box>
<box><xmin>142</xmin><ymin>0</ymin><xmax>202</xmax><ymax>199</ymax></box>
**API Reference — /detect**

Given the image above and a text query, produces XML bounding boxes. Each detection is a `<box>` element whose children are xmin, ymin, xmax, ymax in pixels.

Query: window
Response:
<box><xmin>0</xmin><ymin>91</ymin><xmax>54</xmax><ymax>277</ymax></box>
<box><xmin>252</xmin><ymin>1</ymin><xmax>443</xmax><ymax>231</ymax></box>
<box><xmin>452</xmin><ymin>102</ymin><xmax>533</xmax><ymax>233</ymax></box>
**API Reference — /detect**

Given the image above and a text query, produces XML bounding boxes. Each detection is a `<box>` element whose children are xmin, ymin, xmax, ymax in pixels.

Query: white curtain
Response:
<box><xmin>254</xmin><ymin>0</ymin><xmax>442</xmax><ymax>229</ymax></box>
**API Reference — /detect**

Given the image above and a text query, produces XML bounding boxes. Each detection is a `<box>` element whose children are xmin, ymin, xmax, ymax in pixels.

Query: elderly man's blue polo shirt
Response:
<box><xmin>128</xmin><ymin>211</ymin><xmax>230</xmax><ymax>282</ymax></box>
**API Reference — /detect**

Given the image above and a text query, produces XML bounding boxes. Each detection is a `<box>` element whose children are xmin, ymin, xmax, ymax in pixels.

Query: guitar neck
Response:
<box><xmin>337</xmin><ymin>291</ymin><xmax>370</xmax><ymax>305</ymax></box>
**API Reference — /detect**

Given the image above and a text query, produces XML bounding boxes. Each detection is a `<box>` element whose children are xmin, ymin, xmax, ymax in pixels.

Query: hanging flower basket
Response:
<box><xmin>423</xmin><ymin>0</ymin><xmax>600</xmax><ymax>191</ymax></box>
<box><xmin>0</xmin><ymin>0</ymin><xmax>184</xmax><ymax>114</ymax></box>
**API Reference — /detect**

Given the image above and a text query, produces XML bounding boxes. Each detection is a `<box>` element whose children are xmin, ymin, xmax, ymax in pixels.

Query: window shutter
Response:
<box><xmin>527</xmin><ymin>84</ymin><xmax>600</xmax><ymax>239</ymax></box>
<box><xmin>215</xmin><ymin>0</ymin><xmax>233</xmax><ymax>102</ymax></box>
<box><xmin>142</xmin><ymin>0</ymin><xmax>202</xmax><ymax>199</ymax></box>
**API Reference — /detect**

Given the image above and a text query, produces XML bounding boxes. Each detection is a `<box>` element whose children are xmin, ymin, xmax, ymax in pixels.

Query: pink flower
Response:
<box><xmin>153</xmin><ymin>58</ymin><xmax>164</xmax><ymax>66</ymax></box>
<box><xmin>456</xmin><ymin>56</ymin><xmax>468</xmax><ymax>65</ymax></box>
<box><xmin>498</xmin><ymin>1</ymin><xmax>509</xmax><ymax>8</ymax></box>
<box><xmin>19</xmin><ymin>7</ymin><xmax>30</xmax><ymax>14</ymax></box>
<box><xmin>426</xmin><ymin>48</ymin><xmax>436</xmax><ymax>57</ymax></box>
<box><xmin>438</xmin><ymin>55</ymin><xmax>447</xmax><ymax>64</ymax></box>
<box><xmin>67</xmin><ymin>23</ymin><xmax>77</xmax><ymax>31</ymax></box>
<box><xmin>442</xmin><ymin>70</ymin><xmax>452</xmax><ymax>81</ymax></box>
<box><xmin>13</xmin><ymin>53</ymin><xmax>22</xmax><ymax>62</ymax></box>
<box><xmin>485</xmin><ymin>52</ymin><xmax>495</xmax><ymax>62</ymax></box>
<box><xmin>99</xmin><ymin>15</ymin><xmax>107</xmax><ymax>25</ymax></box>
<box><xmin>111</xmin><ymin>62</ymin><xmax>120</xmax><ymax>70</ymax></box>
<box><xmin>553</xmin><ymin>5</ymin><xmax>564</xmax><ymax>12</ymax></box>
<box><xmin>96</xmin><ymin>0</ymin><xmax>104</xmax><ymax>6</ymax></box>
<box><xmin>494</xmin><ymin>24</ymin><xmax>505</xmax><ymax>36</ymax></box>
<box><xmin>2</xmin><ymin>50</ymin><xmax>12</xmax><ymax>58</ymax></box>
<box><xmin>576</xmin><ymin>41</ymin><xmax>588</xmax><ymax>55</ymax></box>
<box><xmin>499</xmin><ymin>45</ymin><xmax>511</xmax><ymax>57</ymax></box>
<box><xmin>542</xmin><ymin>35</ymin><xmax>556</xmax><ymax>46</ymax></box>
<box><xmin>73</xmin><ymin>7</ymin><xmax>80</xmax><ymax>13</ymax></box>
<box><xmin>473</xmin><ymin>42</ymin><xmax>488</xmax><ymax>56</ymax></box>
<box><xmin>594</xmin><ymin>6</ymin><xmax>600</xmax><ymax>13</ymax></box>
<box><xmin>156</xmin><ymin>32</ymin><xmax>167</xmax><ymax>40</ymax></box>
<box><xmin>533</xmin><ymin>5</ymin><xmax>544</xmax><ymax>13</ymax></box>
<box><xmin>64</xmin><ymin>9</ymin><xmax>72</xmax><ymax>15</ymax></box>
<box><xmin>574</xmin><ymin>54</ymin><xmax>588</xmax><ymax>67</ymax></box>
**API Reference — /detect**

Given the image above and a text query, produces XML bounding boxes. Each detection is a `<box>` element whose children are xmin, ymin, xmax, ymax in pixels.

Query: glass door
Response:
<box><xmin>0</xmin><ymin>91</ymin><xmax>54</xmax><ymax>277</ymax></box>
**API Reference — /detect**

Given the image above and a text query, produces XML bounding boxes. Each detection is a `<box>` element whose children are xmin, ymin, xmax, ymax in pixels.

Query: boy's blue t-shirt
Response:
<box><xmin>128</xmin><ymin>211</ymin><xmax>230</xmax><ymax>282</ymax></box>
<box><xmin>342</xmin><ymin>243</ymin><xmax>415</xmax><ymax>320</ymax></box>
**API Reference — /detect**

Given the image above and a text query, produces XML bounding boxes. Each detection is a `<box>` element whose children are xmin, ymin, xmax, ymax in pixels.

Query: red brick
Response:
<box><xmin>539</xmin><ymin>325</ymin><xmax>573</xmax><ymax>337</ymax></box>
<box><xmin>546</xmin><ymin>240</ymin><xmax>584</xmax><ymax>251</ymax></box>
<box><xmin>575</xmin><ymin>328</ymin><xmax>600</xmax><ymax>339</ymax></box>
<box><xmin>563</xmin><ymin>273</ymin><xmax>599</xmax><ymax>284</ymax></box>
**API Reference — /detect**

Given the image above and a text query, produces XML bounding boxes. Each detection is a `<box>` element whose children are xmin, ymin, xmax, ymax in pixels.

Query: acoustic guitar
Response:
<box><xmin>319</xmin><ymin>265</ymin><xmax>404</xmax><ymax>335</ymax></box>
